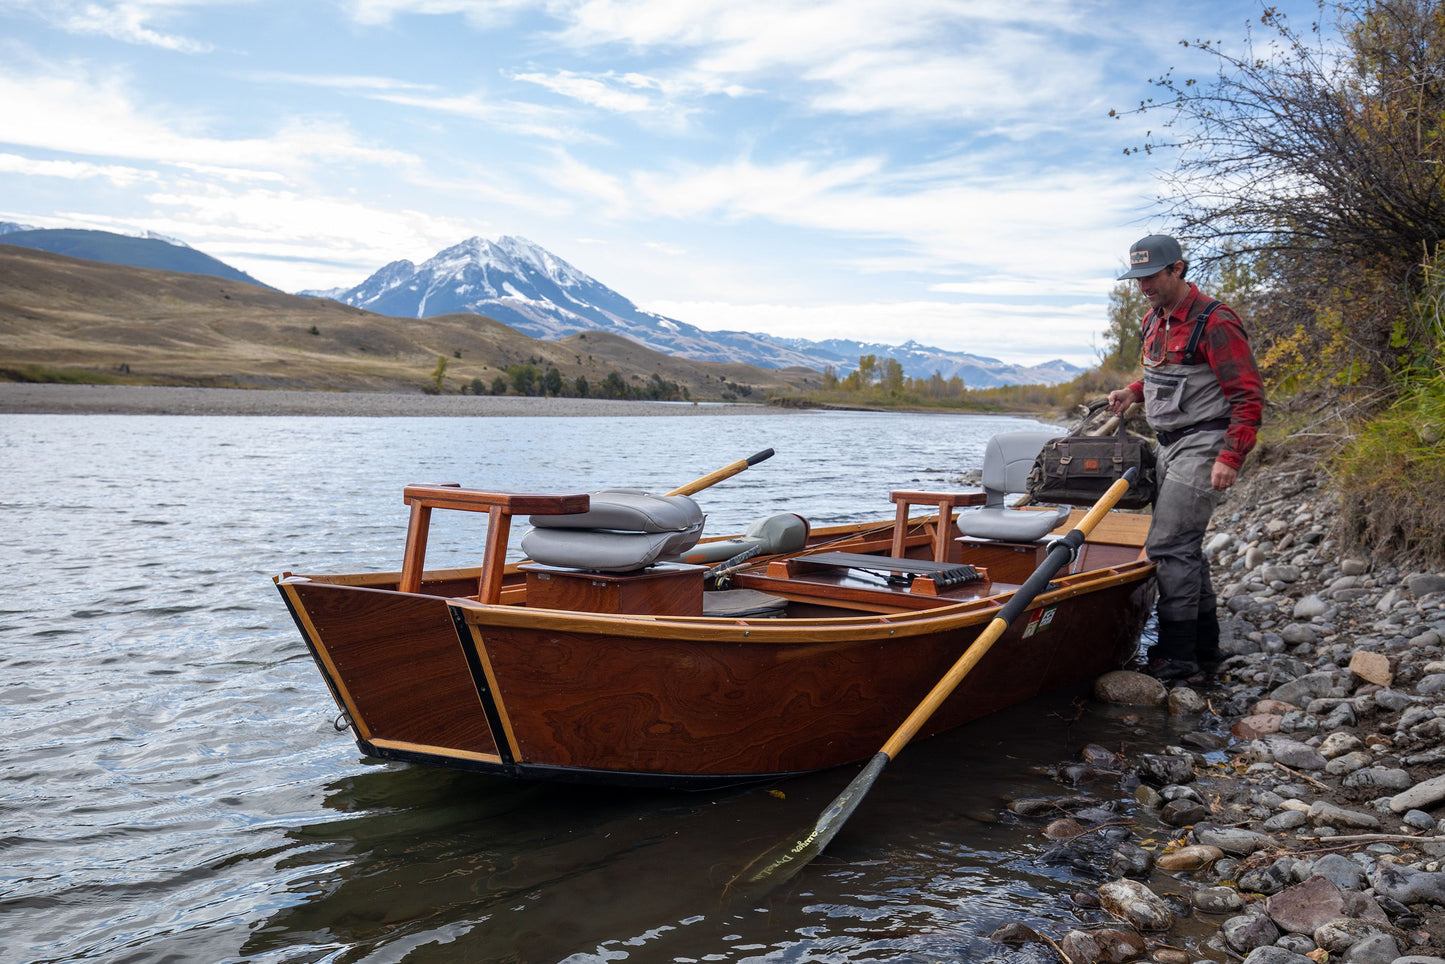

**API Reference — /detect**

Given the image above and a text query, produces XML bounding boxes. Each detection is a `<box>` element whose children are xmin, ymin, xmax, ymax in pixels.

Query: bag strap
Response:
<box><xmin>1182</xmin><ymin>300</ymin><xmax>1222</xmax><ymax>365</ymax></box>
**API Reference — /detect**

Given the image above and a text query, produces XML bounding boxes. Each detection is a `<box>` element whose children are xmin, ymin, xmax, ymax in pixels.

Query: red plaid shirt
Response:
<box><xmin>1127</xmin><ymin>283</ymin><xmax>1264</xmax><ymax>470</ymax></box>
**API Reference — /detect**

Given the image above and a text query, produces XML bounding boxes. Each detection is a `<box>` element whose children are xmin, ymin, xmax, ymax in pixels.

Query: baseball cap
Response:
<box><xmin>1117</xmin><ymin>234</ymin><xmax>1183</xmax><ymax>280</ymax></box>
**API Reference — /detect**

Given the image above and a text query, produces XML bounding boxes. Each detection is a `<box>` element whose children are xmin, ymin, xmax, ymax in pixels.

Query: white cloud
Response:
<box><xmin>0</xmin><ymin>68</ymin><xmax>418</xmax><ymax>173</ymax></box>
<box><xmin>0</xmin><ymin>151</ymin><xmax>154</xmax><ymax>186</ymax></box>
<box><xmin>344</xmin><ymin>0</ymin><xmax>533</xmax><ymax>27</ymax></box>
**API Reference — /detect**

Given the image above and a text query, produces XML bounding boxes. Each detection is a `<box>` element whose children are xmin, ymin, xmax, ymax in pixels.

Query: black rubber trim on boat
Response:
<box><xmin>449</xmin><ymin>604</ymin><xmax>516</xmax><ymax>766</ymax></box>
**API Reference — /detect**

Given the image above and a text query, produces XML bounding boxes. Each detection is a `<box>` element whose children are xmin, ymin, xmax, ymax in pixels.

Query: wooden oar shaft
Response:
<box><xmin>879</xmin><ymin>470</ymin><xmax>1136</xmax><ymax>760</ymax></box>
<box><xmin>880</xmin><ymin>615</ymin><xmax>1007</xmax><ymax>758</ymax></box>
<box><xmin>665</xmin><ymin>448</ymin><xmax>774</xmax><ymax>496</ymax></box>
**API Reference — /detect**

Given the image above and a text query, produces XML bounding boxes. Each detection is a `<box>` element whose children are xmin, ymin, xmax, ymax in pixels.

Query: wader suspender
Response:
<box><xmin>1145</xmin><ymin>299</ymin><xmax>1223</xmax><ymax>366</ymax></box>
<box><xmin>1181</xmin><ymin>300</ymin><xmax>1222</xmax><ymax>365</ymax></box>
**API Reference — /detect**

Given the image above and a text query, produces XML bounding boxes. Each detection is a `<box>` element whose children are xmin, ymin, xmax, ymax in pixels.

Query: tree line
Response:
<box><xmin>1099</xmin><ymin>0</ymin><xmax>1445</xmax><ymax>563</ymax></box>
<box><xmin>458</xmin><ymin>363</ymin><xmax>689</xmax><ymax>401</ymax></box>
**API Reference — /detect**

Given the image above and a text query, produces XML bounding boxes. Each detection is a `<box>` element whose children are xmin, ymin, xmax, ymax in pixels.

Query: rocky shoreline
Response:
<box><xmin>995</xmin><ymin>453</ymin><xmax>1445</xmax><ymax>963</ymax></box>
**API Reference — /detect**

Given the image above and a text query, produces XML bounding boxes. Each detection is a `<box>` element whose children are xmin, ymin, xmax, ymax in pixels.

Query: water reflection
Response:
<box><xmin>240</xmin><ymin>689</ymin><xmax>1166</xmax><ymax>963</ymax></box>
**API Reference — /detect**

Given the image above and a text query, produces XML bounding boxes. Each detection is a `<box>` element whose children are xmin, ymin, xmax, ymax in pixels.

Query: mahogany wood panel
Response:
<box><xmin>289</xmin><ymin>582</ymin><xmax>499</xmax><ymax>756</ymax></box>
<box><xmin>522</xmin><ymin>563</ymin><xmax>704</xmax><ymax>616</ymax></box>
<box><xmin>464</xmin><ymin>578</ymin><xmax>1150</xmax><ymax>777</ymax></box>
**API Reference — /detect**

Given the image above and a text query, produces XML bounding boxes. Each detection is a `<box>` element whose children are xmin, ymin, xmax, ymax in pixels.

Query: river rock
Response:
<box><xmin>1193</xmin><ymin>885</ymin><xmax>1244</xmax><ymax>913</ymax></box>
<box><xmin>1391</xmin><ymin>773</ymin><xmax>1445</xmax><ymax>813</ymax></box>
<box><xmin>1265</xmin><ymin>875</ymin><xmax>1346</xmax><ymax>934</ymax></box>
<box><xmin>1097</xmin><ymin>878</ymin><xmax>1173</xmax><ymax>930</ymax></box>
<box><xmin>1079</xmin><ymin>743</ymin><xmax>1123</xmax><ymax>768</ymax></box>
<box><xmin>1312</xmin><ymin>853</ymin><xmax>1368</xmax><ymax>891</ymax></box>
<box><xmin>1371</xmin><ymin>861</ymin><xmax>1445</xmax><ymax>904</ymax></box>
<box><xmin>988</xmin><ymin>922</ymin><xmax>1043</xmax><ymax>946</ymax></box>
<box><xmin>1239</xmin><ymin>949</ymin><xmax>1313</xmax><ymax>964</ymax></box>
<box><xmin>1266</xmin><ymin>737</ymin><xmax>1327</xmax><ymax>770</ymax></box>
<box><xmin>1263</xmin><ymin>809</ymin><xmax>1308</xmax><ymax>831</ymax></box>
<box><xmin>1407</xmin><ymin>573</ymin><xmax>1445</xmax><ymax>597</ymax></box>
<box><xmin>1309</xmin><ymin>800</ymin><xmax>1381</xmax><ymax>831</ymax></box>
<box><xmin>1343</xmin><ymin>766</ymin><xmax>1412</xmax><ymax>792</ymax></box>
<box><xmin>1194</xmin><ymin>824</ymin><xmax>1276</xmax><ymax>856</ymax></box>
<box><xmin>1107</xmin><ymin>842</ymin><xmax>1153</xmax><ymax>878</ymax></box>
<box><xmin>1350</xmin><ymin>650</ymin><xmax>1394</xmax><ymax>686</ymax></box>
<box><xmin>1043</xmin><ymin>818</ymin><xmax>1085</xmax><ymax>839</ymax></box>
<box><xmin>1280</xmin><ymin>623</ymin><xmax>1317</xmax><ymax>646</ymax></box>
<box><xmin>1222</xmin><ymin>911</ymin><xmax>1281</xmax><ymax>953</ymax></box>
<box><xmin>1343</xmin><ymin>932</ymin><xmax>1403</xmax><ymax>964</ymax></box>
<box><xmin>1161</xmin><ymin>798</ymin><xmax>1207</xmax><ymax>827</ymax></box>
<box><xmin>1233</xmin><ymin>714</ymin><xmax>1283</xmax><ymax>739</ymax></box>
<box><xmin>1092</xmin><ymin>670</ymin><xmax>1167</xmax><ymax>705</ymax></box>
<box><xmin>1059</xmin><ymin>927</ymin><xmax>1145</xmax><ymax>964</ymax></box>
<box><xmin>1319</xmin><ymin>731</ymin><xmax>1363</xmax><ymax>758</ymax></box>
<box><xmin>1136</xmin><ymin>753</ymin><xmax>1195</xmax><ymax>787</ymax></box>
<box><xmin>1167</xmin><ymin>686</ymin><xmax>1208</xmax><ymax>715</ymax></box>
<box><xmin>1156</xmin><ymin>844</ymin><xmax>1224</xmax><ymax>871</ymax></box>
<box><xmin>1312</xmin><ymin>917</ymin><xmax>1390</xmax><ymax>953</ymax></box>
<box><xmin>1269</xmin><ymin>672</ymin><xmax>1337</xmax><ymax>707</ymax></box>
<box><xmin>1293</xmin><ymin>595</ymin><xmax>1329</xmax><ymax>619</ymax></box>
<box><xmin>1239</xmin><ymin>861</ymin><xmax>1294</xmax><ymax>894</ymax></box>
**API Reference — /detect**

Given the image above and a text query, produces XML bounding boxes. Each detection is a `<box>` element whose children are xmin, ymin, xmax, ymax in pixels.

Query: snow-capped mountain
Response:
<box><xmin>308</xmin><ymin>236</ymin><xmax>1083</xmax><ymax>387</ymax></box>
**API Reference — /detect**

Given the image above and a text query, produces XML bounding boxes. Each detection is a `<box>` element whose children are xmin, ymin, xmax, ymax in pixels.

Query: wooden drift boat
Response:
<box><xmin>275</xmin><ymin>441</ymin><xmax>1156</xmax><ymax>789</ymax></box>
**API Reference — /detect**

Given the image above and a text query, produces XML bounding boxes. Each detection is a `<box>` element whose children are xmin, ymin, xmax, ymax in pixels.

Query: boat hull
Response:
<box><xmin>278</xmin><ymin>556</ymin><xmax>1153</xmax><ymax>788</ymax></box>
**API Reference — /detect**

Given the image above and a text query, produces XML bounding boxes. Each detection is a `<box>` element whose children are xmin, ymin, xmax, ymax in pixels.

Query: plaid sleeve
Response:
<box><xmin>1201</xmin><ymin>307</ymin><xmax>1264</xmax><ymax>470</ymax></box>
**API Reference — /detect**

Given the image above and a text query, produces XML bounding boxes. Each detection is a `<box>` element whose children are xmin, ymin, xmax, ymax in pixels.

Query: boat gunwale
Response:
<box><xmin>439</xmin><ymin>559</ymin><xmax>1154</xmax><ymax>641</ymax></box>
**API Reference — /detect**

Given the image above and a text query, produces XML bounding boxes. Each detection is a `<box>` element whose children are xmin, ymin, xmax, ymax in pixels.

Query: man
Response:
<box><xmin>1107</xmin><ymin>234</ymin><xmax>1264</xmax><ymax>683</ymax></box>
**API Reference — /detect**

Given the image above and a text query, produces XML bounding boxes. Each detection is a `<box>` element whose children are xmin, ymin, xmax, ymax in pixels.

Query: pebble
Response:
<box><xmin>995</xmin><ymin>453</ymin><xmax>1445</xmax><ymax>962</ymax></box>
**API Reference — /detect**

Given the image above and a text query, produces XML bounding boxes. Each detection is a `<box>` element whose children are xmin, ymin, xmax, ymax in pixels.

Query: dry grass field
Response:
<box><xmin>0</xmin><ymin>245</ymin><xmax>824</xmax><ymax>401</ymax></box>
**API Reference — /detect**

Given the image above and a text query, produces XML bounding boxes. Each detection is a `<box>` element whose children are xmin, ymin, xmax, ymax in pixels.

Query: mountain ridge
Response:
<box><xmin>312</xmin><ymin>234</ymin><xmax>1083</xmax><ymax>388</ymax></box>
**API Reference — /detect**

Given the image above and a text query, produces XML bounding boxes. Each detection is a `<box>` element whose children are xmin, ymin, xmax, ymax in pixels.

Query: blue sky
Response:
<box><xmin>0</xmin><ymin>0</ymin><xmax>1328</xmax><ymax>366</ymax></box>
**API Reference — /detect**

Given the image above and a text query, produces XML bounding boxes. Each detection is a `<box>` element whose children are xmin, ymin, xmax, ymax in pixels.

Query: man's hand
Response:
<box><xmin>1212</xmin><ymin>461</ymin><xmax>1238</xmax><ymax>491</ymax></box>
<box><xmin>1107</xmin><ymin>388</ymin><xmax>1138</xmax><ymax>415</ymax></box>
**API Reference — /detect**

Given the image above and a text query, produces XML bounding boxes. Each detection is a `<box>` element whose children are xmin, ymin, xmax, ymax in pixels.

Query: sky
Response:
<box><xmin>0</xmin><ymin>0</ymin><xmax>1332</xmax><ymax>367</ymax></box>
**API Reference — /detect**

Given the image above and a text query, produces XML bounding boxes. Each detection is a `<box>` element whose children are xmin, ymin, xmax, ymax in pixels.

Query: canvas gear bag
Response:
<box><xmin>1026</xmin><ymin>403</ymin><xmax>1157</xmax><ymax>511</ymax></box>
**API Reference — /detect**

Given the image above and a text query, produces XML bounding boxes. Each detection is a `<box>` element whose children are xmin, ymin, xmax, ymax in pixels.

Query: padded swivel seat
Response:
<box><xmin>521</xmin><ymin>489</ymin><xmax>705</xmax><ymax>572</ymax></box>
<box><xmin>955</xmin><ymin>431</ymin><xmax>1070</xmax><ymax>543</ymax></box>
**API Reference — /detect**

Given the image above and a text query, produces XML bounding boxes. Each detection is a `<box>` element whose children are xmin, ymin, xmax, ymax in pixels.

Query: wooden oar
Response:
<box><xmin>732</xmin><ymin>466</ymin><xmax>1140</xmax><ymax>891</ymax></box>
<box><xmin>666</xmin><ymin>448</ymin><xmax>775</xmax><ymax>497</ymax></box>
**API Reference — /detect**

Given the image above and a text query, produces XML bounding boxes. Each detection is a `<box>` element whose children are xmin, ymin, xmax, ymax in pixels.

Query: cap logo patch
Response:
<box><xmin>1130</xmin><ymin>250</ymin><xmax>1151</xmax><ymax>265</ymax></box>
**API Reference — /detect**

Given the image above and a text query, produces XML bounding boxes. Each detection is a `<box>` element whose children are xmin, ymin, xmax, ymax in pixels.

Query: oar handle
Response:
<box><xmin>665</xmin><ymin>448</ymin><xmax>775</xmax><ymax>497</ymax></box>
<box><xmin>878</xmin><ymin>468</ymin><xmax>1138</xmax><ymax>760</ymax></box>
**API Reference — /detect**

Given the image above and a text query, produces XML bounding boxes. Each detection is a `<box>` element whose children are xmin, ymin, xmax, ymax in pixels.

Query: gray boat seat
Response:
<box><xmin>522</xmin><ymin>489</ymin><xmax>705</xmax><ymax>572</ymax></box>
<box><xmin>955</xmin><ymin>431</ymin><xmax>1069</xmax><ymax>543</ymax></box>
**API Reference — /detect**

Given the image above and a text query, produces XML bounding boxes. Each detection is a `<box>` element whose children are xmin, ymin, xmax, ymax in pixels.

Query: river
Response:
<box><xmin>1</xmin><ymin>409</ymin><xmax>1177</xmax><ymax>963</ymax></box>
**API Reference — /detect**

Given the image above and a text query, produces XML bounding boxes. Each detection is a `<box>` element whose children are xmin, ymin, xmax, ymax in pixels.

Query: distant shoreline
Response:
<box><xmin>0</xmin><ymin>384</ymin><xmax>786</xmax><ymax>417</ymax></box>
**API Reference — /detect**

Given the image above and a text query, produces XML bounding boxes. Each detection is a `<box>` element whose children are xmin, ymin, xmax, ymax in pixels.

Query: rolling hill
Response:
<box><xmin>0</xmin><ymin>226</ymin><xmax>274</xmax><ymax>289</ymax></box>
<box><xmin>0</xmin><ymin>245</ymin><xmax>824</xmax><ymax>400</ymax></box>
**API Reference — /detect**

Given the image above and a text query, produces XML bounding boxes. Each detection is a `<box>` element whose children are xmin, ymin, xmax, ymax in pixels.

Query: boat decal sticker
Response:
<box><xmin>1021</xmin><ymin>605</ymin><xmax>1058</xmax><ymax>639</ymax></box>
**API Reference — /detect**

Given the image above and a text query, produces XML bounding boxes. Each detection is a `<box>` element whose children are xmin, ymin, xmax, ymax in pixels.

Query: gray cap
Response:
<box><xmin>1117</xmin><ymin>234</ymin><xmax>1183</xmax><ymax>280</ymax></box>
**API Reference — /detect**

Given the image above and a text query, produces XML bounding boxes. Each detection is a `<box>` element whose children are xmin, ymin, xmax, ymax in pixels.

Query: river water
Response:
<box><xmin>2</xmin><ymin>409</ymin><xmax>1178</xmax><ymax>963</ymax></box>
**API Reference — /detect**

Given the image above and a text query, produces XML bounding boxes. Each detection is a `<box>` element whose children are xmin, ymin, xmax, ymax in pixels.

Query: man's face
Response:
<box><xmin>1135</xmin><ymin>262</ymin><xmax>1187</xmax><ymax>311</ymax></box>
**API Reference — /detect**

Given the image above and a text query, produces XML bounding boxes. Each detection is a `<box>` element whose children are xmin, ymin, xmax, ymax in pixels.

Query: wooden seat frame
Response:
<box><xmin>399</xmin><ymin>485</ymin><xmax>590</xmax><ymax>602</ymax></box>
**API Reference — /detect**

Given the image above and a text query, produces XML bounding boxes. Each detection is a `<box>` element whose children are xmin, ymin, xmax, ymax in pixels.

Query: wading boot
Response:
<box><xmin>1196</xmin><ymin>609</ymin><xmax>1221</xmax><ymax>682</ymax></box>
<box><xmin>1143</xmin><ymin>618</ymin><xmax>1201</xmax><ymax>684</ymax></box>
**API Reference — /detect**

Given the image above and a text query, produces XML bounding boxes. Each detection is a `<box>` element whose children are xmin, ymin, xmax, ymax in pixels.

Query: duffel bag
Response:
<box><xmin>1026</xmin><ymin>413</ymin><xmax>1156</xmax><ymax>510</ymax></box>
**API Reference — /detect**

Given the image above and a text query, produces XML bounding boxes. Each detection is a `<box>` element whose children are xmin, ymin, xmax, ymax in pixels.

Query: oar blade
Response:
<box><xmin>729</xmin><ymin>752</ymin><xmax>890</xmax><ymax>893</ymax></box>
